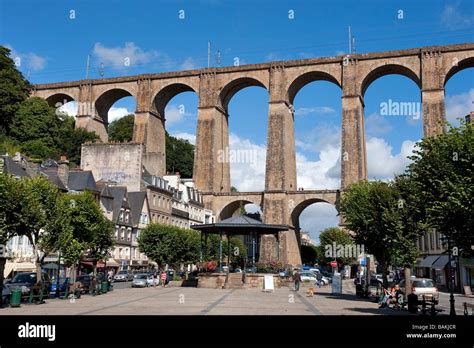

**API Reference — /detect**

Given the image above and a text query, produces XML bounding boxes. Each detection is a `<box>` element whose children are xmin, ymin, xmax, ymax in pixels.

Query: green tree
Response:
<box><xmin>108</xmin><ymin>114</ymin><xmax>134</xmax><ymax>142</ymax></box>
<box><xmin>166</xmin><ymin>132</ymin><xmax>194</xmax><ymax>177</ymax></box>
<box><xmin>301</xmin><ymin>244</ymin><xmax>318</xmax><ymax>265</ymax></box>
<box><xmin>10</xmin><ymin>97</ymin><xmax>59</xmax><ymax>150</ymax></box>
<box><xmin>0</xmin><ymin>173</ymin><xmax>26</xmax><ymax>304</ymax></box>
<box><xmin>338</xmin><ymin>180</ymin><xmax>422</xmax><ymax>287</ymax></box>
<box><xmin>406</xmin><ymin>121</ymin><xmax>473</xmax><ymax>256</ymax></box>
<box><xmin>10</xmin><ymin>176</ymin><xmax>62</xmax><ymax>282</ymax></box>
<box><xmin>78</xmin><ymin>193</ymin><xmax>115</xmax><ymax>276</ymax></box>
<box><xmin>0</xmin><ymin>46</ymin><xmax>31</xmax><ymax>135</ymax></box>
<box><xmin>138</xmin><ymin>224</ymin><xmax>202</xmax><ymax>269</ymax></box>
<box><xmin>57</xmin><ymin>114</ymin><xmax>98</xmax><ymax>165</ymax></box>
<box><xmin>317</xmin><ymin>227</ymin><xmax>356</xmax><ymax>267</ymax></box>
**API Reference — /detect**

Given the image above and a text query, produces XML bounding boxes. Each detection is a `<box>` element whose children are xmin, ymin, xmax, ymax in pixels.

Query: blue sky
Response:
<box><xmin>1</xmin><ymin>0</ymin><xmax>473</xmax><ymax>243</ymax></box>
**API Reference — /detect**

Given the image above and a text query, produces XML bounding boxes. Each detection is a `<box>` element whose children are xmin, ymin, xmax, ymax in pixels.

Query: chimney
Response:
<box><xmin>57</xmin><ymin>156</ymin><xmax>70</xmax><ymax>188</ymax></box>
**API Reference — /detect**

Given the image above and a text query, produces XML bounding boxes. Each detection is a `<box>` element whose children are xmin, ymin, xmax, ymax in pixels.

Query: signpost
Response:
<box><xmin>330</xmin><ymin>261</ymin><xmax>337</xmax><ymax>268</ymax></box>
<box><xmin>263</xmin><ymin>275</ymin><xmax>274</xmax><ymax>292</ymax></box>
<box><xmin>332</xmin><ymin>273</ymin><xmax>342</xmax><ymax>294</ymax></box>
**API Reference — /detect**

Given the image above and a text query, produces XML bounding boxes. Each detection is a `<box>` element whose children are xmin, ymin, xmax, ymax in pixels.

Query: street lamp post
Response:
<box><xmin>55</xmin><ymin>251</ymin><xmax>61</xmax><ymax>298</ymax></box>
<box><xmin>442</xmin><ymin>235</ymin><xmax>457</xmax><ymax>316</ymax></box>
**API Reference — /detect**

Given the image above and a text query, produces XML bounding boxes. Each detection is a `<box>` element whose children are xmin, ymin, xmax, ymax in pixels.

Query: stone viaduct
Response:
<box><xmin>32</xmin><ymin>43</ymin><xmax>474</xmax><ymax>265</ymax></box>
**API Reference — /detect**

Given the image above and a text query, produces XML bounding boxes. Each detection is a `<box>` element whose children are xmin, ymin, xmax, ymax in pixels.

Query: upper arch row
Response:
<box><xmin>34</xmin><ymin>51</ymin><xmax>474</xmax><ymax>119</ymax></box>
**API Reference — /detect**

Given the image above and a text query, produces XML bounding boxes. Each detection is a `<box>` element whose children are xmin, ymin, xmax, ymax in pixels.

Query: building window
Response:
<box><xmin>127</xmin><ymin>229</ymin><xmax>131</xmax><ymax>241</ymax></box>
<box><xmin>119</xmin><ymin>210</ymin><xmax>124</xmax><ymax>222</ymax></box>
<box><xmin>436</xmin><ymin>231</ymin><xmax>441</xmax><ymax>250</ymax></box>
<box><xmin>115</xmin><ymin>227</ymin><xmax>119</xmax><ymax>239</ymax></box>
<box><xmin>119</xmin><ymin>248</ymin><xmax>123</xmax><ymax>259</ymax></box>
<box><xmin>121</xmin><ymin>228</ymin><xmax>125</xmax><ymax>240</ymax></box>
<box><xmin>125</xmin><ymin>211</ymin><xmax>129</xmax><ymax>223</ymax></box>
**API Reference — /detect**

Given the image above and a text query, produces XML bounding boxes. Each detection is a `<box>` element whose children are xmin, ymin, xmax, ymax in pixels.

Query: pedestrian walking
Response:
<box><xmin>316</xmin><ymin>272</ymin><xmax>323</xmax><ymax>288</ymax></box>
<box><xmin>293</xmin><ymin>269</ymin><xmax>301</xmax><ymax>291</ymax></box>
<box><xmin>160</xmin><ymin>271</ymin><xmax>167</xmax><ymax>288</ymax></box>
<box><xmin>153</xmin><ymin>271</ymin><xmax>158</xmax><ymax>288</ymax></box>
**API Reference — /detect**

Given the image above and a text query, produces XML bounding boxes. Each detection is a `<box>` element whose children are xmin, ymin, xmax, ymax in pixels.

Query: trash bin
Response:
<box><xmin>10</xmin><ymin>288</ymin><xmax>21</xmax><ymax>308</ymax></box>
<box><xmin>101</xmin><ymin>281</ymin><xmax>108</xmax><ymax>294</ymax></box>
<box><xmin>408</xmin><ymin>293</ymin><xmax>418</xmax><ymax>313</ymax></box>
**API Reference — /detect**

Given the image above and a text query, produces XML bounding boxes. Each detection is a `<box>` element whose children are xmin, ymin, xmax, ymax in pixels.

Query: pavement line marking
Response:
<box><xmin>201</xmin><ymin>289</ymin><xmax>236</xmax><ymax>315</ymax></box>
<box><xmin>78</xmin><ymin>288</ymin><xmax>182</xmax><ymax>315</ymax></box>
<box><xmin>294</xmin><ymin>291</ymin><xmax>322</xmax><ymax>315</ymax></box>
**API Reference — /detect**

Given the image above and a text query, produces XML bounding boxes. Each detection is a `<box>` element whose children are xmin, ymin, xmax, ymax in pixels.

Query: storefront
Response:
<box><xmin>460</xmin><ymin>257</ymin><xmax>474</xmax><ymax>293</ymax></box>
<box><xmin>431</xmin><ymin>255</ymin><xmax>449</xmax><ymax>287</ymax></box>
<box><xmin>415</xmin><ymin>255</ymin><xmax>439</xmax><ymax>278</ymax></box>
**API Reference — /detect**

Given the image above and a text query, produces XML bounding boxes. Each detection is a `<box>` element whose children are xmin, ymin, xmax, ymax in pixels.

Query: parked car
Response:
<box><xmin>399</xmin><ymin>278</ymin><xmax>439</xmax><ymax>304</ymax></box>
<box><xmin>300</xmin><ymin>271</ymin><xmax>318</xmax><ymax>282</ymax></box>
<box><xmin>5</xmin><ymin>272</ymin><xmax>52</xmax><ymax>298</ymax></box>
<box><xmin>131</xmin><ymin>274</ymin><xmax>152</xmax><ymax>288</ymax></box>
<box><xmin>2</xmin><ymin>286</ymin><xmax>11</xmax><ymax>305</ymax></box>
<box><xmin>114</xmin><ymin>271</ymin><xmax>132</xmax><ymax>282</ymax></box>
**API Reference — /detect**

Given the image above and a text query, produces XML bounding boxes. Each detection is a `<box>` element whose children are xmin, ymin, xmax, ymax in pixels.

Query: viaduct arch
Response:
<box><xmin>33</xmin><ymin>43</ymin><xmax>474</xmax><ymax>265</ymax></box>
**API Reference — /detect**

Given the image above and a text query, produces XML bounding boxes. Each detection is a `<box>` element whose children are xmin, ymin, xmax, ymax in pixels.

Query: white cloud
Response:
<box><xmin>366</xmin><ymin>137</ymin><xmax>417</xmax><ymax>180</ymax></box>
<box><xmin>5</xmin><ymin>45</ymin><xmax>46</xmax><ymax>72</ymax></box>
<box><xmin>299</xmin><ymin>203</ymin><xmax>340</xmax><ymax>243</ymax></box>
<box><xmin>181</xmin><ymin>57</ymin><xmax>198</xmax><ymax>70</ymax></box>
<box><xmin>365</xmin><ymin>112</ymin><xmax>393</xmax><ymax>136</ymax></box>
<box><xmin>228</xmin><ymin>133</ymin><xmax>267</xmax><ymax>192</ymax></box>
<box><xmin>172</xmin><ymin>132</ymin><xmax>196</xmax><ymax>145</ymax></box>
<box><xmin>445</xmin><ymin>88</ymin><xmax>474</xmax><ymax>123</ymax></box>
<box><xmin>58</xmin><ymin>101</ymin><xmax>78</xmax><ymax>116</ymax></box>
<box><xmin>165</xmin><ymin>104</ymin><xmax>194</xmax><ymax>124</ymax></box>
<box><xmin>108</xmin><ymin>107</ymin><xmax>132</xmax><ymax>122</ymax></box>
<box><xmin>294</xmin><ymin>106</ymin><xmax>335</xmax><ymax>116</ymax></box>
<box><xmin>207</xmin><ymin>129</ymin><xmax>418</xmax><ymax>239</ymax></box>
<box><xmin>92</xmin><ymin>42</ymin><xmax>172</xmax><ymax>70</ymax></box>
<box><xmin>296</xmin><ymin>124</ymin><xmax>340</xmax><ymax>154</ymax></box>
<box><xmin>441</xmin><ymin>3</ymin><xmax>474</xmax><ymax>29</ymax></box>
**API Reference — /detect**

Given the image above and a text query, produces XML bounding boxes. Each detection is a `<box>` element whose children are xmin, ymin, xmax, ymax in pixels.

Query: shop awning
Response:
<box><xmin>3</xmin><ymin>262</ymin><xmax>37</xmax><ymax>278</ymax></box>
<box><xmin>432</xmin><ymin>255</ymin><xmax>449</xmax><ymax>270</ymax></box>
<box><xmin>417</xmin><ymin>255</ymin><xmax>439</xmax><ymax>268</ymax></box>
<box><xmin>105</xmin><ymin>259</ymin><xmax>120</xmax><ymax>267</ymax></box>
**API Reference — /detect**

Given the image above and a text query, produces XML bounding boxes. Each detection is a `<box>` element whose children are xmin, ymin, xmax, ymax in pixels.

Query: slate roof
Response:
<box><xmin>108</xmin><ymin>186</ymin><xmax>133</xmax><ymax>226</ymax></box>
<box><xmin>40</xmin><ymin>171</ymin><xmax>68</xmax><ymax>191</ymax></box>
<box><xmin>191</xmin><ymin>215</ymin><xmax>288</xmax><ymax>235</ymax></box>
<box><xmin>128</xmin><ymin>191</ymin><xmax>147</xmax><ymax>227</ymax></box>
<box><xmin>0</xmin><ymin>155</ymin><xmax>29</xmax><ymax>178</ymax></box>
<box><xmin>68</xmin><ymin>171</ymin><xmax>98</xmax><ymax>192</ymax></box>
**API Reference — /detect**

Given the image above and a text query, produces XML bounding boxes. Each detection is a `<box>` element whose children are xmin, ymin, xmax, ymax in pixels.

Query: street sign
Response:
<box><xmin>0</xmin><ymin>244</ymin><xmax>5</xmax><ymax>257</ymax></box>
<box><xmin>330</xmin><ymin>261</ymin><xmax>337</xmax><ymax>267</ymax></box>
<box><xmin>360</xmin><ymin>258</ymin><xmax>366</xmax><ymax>266</ymax></box>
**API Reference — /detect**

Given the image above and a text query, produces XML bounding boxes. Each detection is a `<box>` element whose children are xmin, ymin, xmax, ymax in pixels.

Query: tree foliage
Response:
<box><xmin>138</xmin><ymin>224</ymin><xmax>200</xmax><ymax>268</ymax></box>
<box><xmin>405</xmin><ymin>121</ymin><xmax>473</xmax><ymax>256</ymax></box>
<box><xmin>317</xmin><ymin>227</ymin><xmax>356</xmax><ymax>266</ymax></box>
<box><xmin>0</xmin><ymin>46</ymin><xmax>31</xmax><ymax>135</ymax></box>
<box><xmin>166</xmin><ymin>132</ymin><xmax>194</xmax><ymax>178</ymax></box>
<box><xmin>301</xmin><ymin>244</ymin><xmax>318</xmax><ymax>265</ymax></box>
<box><xmin>338</xmin><ymin>180</ymin><xmax>423</xmax><ymax>287</ymax></box>
<box><xmin>108</xmin><ymin>114</ymin><xmax>134</xmax><ymax>142</ymax></box>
